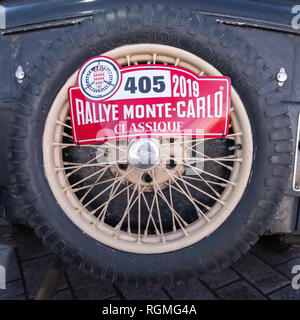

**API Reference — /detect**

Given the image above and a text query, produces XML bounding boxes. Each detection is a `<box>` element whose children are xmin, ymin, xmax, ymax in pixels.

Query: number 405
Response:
<box><xmin>124</xmin><ymin>74</ymin><xmax>201</xmax><ymax>97</ymax></box>
<box><xmin>125</xmin><ymin>76</ymin><xmax>165</xmax><ymax>94</ymax></box>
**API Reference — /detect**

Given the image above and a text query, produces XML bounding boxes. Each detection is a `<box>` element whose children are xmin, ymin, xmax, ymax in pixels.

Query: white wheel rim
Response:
<box><xmin>43</xmin><ymin>44</ymin><xmax>253</xmax><ymax>254</ymax></box>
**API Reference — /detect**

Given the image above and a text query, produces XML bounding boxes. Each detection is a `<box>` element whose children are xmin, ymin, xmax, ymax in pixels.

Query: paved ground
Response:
<box><xmin>0</xmin><ymin>228</ymin><xmax>300</xmax><ymax>300</ymax></box>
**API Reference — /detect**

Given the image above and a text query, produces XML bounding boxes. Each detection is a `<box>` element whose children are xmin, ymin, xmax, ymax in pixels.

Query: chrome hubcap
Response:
<box><xmin>128</xmin><ymin>139</ymin><xmax>160</xmax><ymax>170</ymax></box>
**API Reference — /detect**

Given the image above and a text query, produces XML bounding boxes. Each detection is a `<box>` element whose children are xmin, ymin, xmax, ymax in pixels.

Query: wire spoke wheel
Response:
<box><xmin>43</xmin><ymin>44</ymin><xmax>253</xmax><ymax>254</ymax></box>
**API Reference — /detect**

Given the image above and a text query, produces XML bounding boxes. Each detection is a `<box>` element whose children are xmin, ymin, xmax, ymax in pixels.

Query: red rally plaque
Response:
<box><xmin>68</xmin><ymin>56</ymin><xmax>231</xmax><ymax>145</ymax></box>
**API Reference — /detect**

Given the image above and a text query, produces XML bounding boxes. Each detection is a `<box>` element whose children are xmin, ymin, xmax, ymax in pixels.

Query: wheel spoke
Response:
<box><xmin>96</xmin><ymin>173</ymin><xmax>123</xmax><ymax>224</ymax></box>
<box><xmin>64</xmin><ymin>151</ymin><xmax>107</xmax><ymax>178</ymax></box>
<box><xmin>126</xmin><ymin>55</ymin><xmax>131</xmax><ymax>66</ymax></box>
<box><xmin>74</xmin><ymin>176</ymin><xmax>116</xmax><ymax>193</ymax></box>
<box><xmin>153</xmin><ymin>179</ymin><xmax>189</xmax><ymax>233</ymax></box>
<box><xmin>137</xmin><ymin>183</ymin><xmax>141</xmax><ymax>242</ymax></box>
<box><xmin>127</xmin><ymin>187</ymin><xmax>131</xmax><ymax>234</ymax></box>
<box><xmin>90</xmin><ymin>182</ymin><xmax>134</xmax><ymax>217</ymax></box>
<box><xmin>62</xmin><ymin>132</ymin><xmax>74</xmax><ymax>140</ymax></box>
<box><xmin>184</xmin><ymin>175</ymin><xmax>227</xmax><ymax>188</ymax></box>
<box><xmin>170</xmin><ymin>184</ymin><xmax>211</xmax><ymax>210</ymax></box>
<box><xmin>64</xmin><ymin>161</ymin><xmax>116</xmax><ymax>190</ymax></box>
<box><xmin>77</xmin><ymin>162</ymin><xmax>113</xmax><ymax>202</ymax></box>
<box><xmin>160</xmin><ymin>165</ymin><xmax>211</xmax><ymax>219</ymax></box>
<box><xmin>79</xmin><ymin>174</ymin><xmax>123</xmax><ymax>211</ymax></box>
<box><xmin>153</xmin><ymin>53</ymin><xmax>157</xmax><ymax>64</ymax></box>
<box><xmin>111</xmin><ymin>182</ymin><xmax>143</xmax><ymax>234</ymax></box>
<box><xmin>226</xmin><ymin>132</ymin><xmax>242</xmax><ymax>140</ymax></box>
<box><xmin>56</xmin><ymin>120</ymin><xmax>72</xmax><ymax>129</ymax></box>
<box><xmin>151</xmin><ymin>170</ymin><xmax>166</xmax><ymax>243</ymax></box>
<box><xmin>178</xmin><ymin>171</ymin><xmax>212</xmax><ymax>217</ymax></box>
<box><xmin>142</xmin><ymin>190</ymin><xmax>160</xmax><ymax>237</ymax></box>
<box><xmin>169</xmin><ymin>182</ymin><xmax>176</xmax><ymax>231</ymax></box>
<box><xmin>53</xmin><ymin>142</ymin><xmax>100</xmax><ymax>149</ymax></box>
<box><xmin>182</xmin><ymin>159</ymin><xmax>236</xmax><ymax>186</ymax></box>
<box><xmin>114</xmin><ymin>181</ymin><xmax>140</xmax><ymax>233</ymax></box>
<box><xmin>161</xmin><ymin>164</ymin><xmax>225</xmax><ymax>206</ymax></box>
<box><xmin>153</xmin><ymin>175</ymin><xmax>189</xmax><ymax>226</ymax></box>
<box><xmin>183</xmin><ymin>146</ymin><xmax>235</xmax><ymax>171</ymax></box>
<box><xmin>56</xmin><ymin>162</ymin><xmax>114</xmax><ymax>171</ymax></box>
<box><xmin>78</xmin><ymin>168</ymin><xmax>133</xmax><ymax>212</ymax></box>
<box><xmin>186</xmin><ymin>157</ymin><xmax>242</xmax><ymax>163</ymax></box>
<box><xmin>182</xmin><ymin>165</ymin><xmax>221</xmax><ymax>198</ymax></box>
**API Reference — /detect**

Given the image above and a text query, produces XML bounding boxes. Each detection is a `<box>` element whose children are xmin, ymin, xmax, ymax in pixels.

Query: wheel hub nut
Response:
<box><xmin>128</xmin><ymin>139</ymin><xmax>160</xmax><ymax>170</ymax></box>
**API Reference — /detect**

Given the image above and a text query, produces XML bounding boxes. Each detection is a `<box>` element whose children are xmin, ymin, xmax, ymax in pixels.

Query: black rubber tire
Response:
<box><xmin>7</xmin><ymin>4</ymin><xmax>293</xmax><ymax>286</ymax></box>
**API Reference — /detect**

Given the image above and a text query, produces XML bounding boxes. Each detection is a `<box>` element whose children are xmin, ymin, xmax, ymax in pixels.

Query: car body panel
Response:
<box><xmin>0</xmin><ymin>0</ymin><xmax>299</xmax><ymax>34</ymax></box>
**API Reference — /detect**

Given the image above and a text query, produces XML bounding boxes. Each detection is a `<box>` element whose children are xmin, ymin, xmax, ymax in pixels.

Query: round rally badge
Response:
<box><xmin>78</xmin><ymin>56</ymin><xmax>121</xmax><ymax>100</ymax></box>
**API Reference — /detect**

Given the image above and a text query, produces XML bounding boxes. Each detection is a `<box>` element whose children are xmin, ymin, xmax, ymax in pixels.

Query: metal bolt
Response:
<box><xmin>276</xmin><ymin>68</ymin><xmax>287</xmax><ymax>87</ymax></box>
<box><xmin>295</xmin><ymin>185</ymin><xmax>299</xmax><ymax>190</ymax></box>
<box><xmin>228</xmin><ymin>144</ymin><xmax>242</xmax><ymax>151</ymax></box>
<box><xmin>15</xmin><ymin>65</ymin><xmax>25</xmax><ymax>83</ymax></box>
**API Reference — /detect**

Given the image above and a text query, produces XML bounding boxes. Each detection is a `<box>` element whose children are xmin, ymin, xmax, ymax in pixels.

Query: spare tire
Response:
<box><xmin>7</xmin><ymin>3</ymin><xmax>292</xmax><ymax>285</ymax></box>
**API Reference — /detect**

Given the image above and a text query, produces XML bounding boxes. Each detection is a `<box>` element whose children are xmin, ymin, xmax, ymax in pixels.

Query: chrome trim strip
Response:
<box><xmin>0</xmin><ymin>5</ymin><xmax>5</xmax><ymax>30</ymax></box>
<box><xmin>292</xmin><ymin>113</ymin><xmax>300</xmax><ymax>191</ymax></box>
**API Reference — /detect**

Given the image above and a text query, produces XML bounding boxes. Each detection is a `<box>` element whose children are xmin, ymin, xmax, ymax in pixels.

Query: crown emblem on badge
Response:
<box><xmin>93</xmin><ymin>64</ymin><xmax>105</xmax><ymax>89</ymax></box>
<box><xmin>77</xmin><ymin>57</ymin><xmax>121</xmax><ymax>100</ymax></box>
